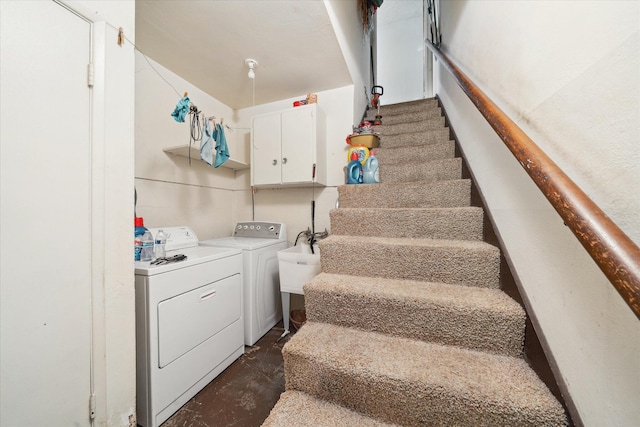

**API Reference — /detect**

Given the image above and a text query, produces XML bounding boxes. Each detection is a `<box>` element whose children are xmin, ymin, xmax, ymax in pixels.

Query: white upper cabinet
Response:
<box><xmin>251</xmin><ymin>104</ymin><xmax>326</xmax><ymax>187</ymax></box>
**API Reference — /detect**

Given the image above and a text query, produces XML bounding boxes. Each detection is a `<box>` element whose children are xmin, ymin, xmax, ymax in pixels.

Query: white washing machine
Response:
<box><xmin>135</xmin><ymin>226</ymin><xmax>244</xmax><ymax>427</ymax></box>
<box><xmin>200</xmin><ymin>221</ymin><xmax>287</xmax><ymax>346</ymax></box>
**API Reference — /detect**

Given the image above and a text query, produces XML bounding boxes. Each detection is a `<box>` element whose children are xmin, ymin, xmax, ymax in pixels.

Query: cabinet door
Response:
<box><xmin>281</xmin><ymin>106</ymin><xmax>315</xmax><ymax>184</ymax></box>
<box><xmin>1</xmin><ymin>2</ymin><xmax>92</xmax><ymax>425</ymax></box>
<box><xmin>252</xmin><ymin>114</ymin><xmax>282</xmax><ymax>186</ymax></box>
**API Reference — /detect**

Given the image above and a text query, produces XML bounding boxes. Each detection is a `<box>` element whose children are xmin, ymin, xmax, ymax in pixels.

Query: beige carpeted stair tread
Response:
<box><xmin>330</xmin><ymin>207</ymin><xmax>484</xmax><ymax>240</ymax></box>
<box><xmin>379</xmin><ymin>98</ymin><xmax>439</xmax><ymax>116</ymax></box>
<box><xmin>380</xmin><ymin>128</ymin><xmax>450</xmax><ymax>148</ymax></box>
<box><xmin>364</xmin><ymin>108</ymin><xmax>442</xmax><ymax>126</ymax></box>
<box><xmin>319</xmin><ymin>234</ymin><xmax>500</xmax><ymax>288</ymax></box>
<box><xmin>375</xmin><ymin>140</ymin><xmax>456</xmax><ymax>164</ymax></box>
<box><xmin>305</xmin><ymin>273</ymin><xmax>525</xmax><ymax>356</ymax></box>
<box><xmin>381</xmin><ymin>157</ymin><xmax>462</xmax><ymax>183</ymax></box>
<box><xmin>284</xmin><ymin>322</ymin><xmax>568</xmax><ymax>427</ymax></box>
<box><xmin>374</xmin><ymin>116</ymin><xmax>445</xmax><ymax>136</ymax></box>
<box><xmin>338</xmin><ymin>179</ymin><xmax>471</xmax><ymax>209</ymax></box>
<box><xmin>261</xmin><ymin>390</ymin><xmax>400</xmax><ymax>427</ymax></box>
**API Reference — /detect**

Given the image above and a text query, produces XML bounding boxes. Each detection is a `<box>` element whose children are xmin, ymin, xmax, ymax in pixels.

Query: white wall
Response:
<box><xmin>377</xmin><ymin>0</ymin><xmax>425</xmax><ymax>104</ymax></box>
<box><xmin>434</xmin><ymin>1</ymin><xmax>639</xmax><ymax>426</ymax></box>
<box><xmin>134</xmin><ymin>54</ymin><xmax>241</xmax><ymax>240</ymax></box>
<box><xmin>324</xmin><ymin>0</ymin><xmax>372</xmax><ymax>124</ymax></box>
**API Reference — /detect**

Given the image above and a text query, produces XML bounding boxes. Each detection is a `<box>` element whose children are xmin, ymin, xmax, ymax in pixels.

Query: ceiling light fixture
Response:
<box><xmin>245</xmin><ymin>59</ymin><xmax>258</xmax><ymax>79</ymax></box>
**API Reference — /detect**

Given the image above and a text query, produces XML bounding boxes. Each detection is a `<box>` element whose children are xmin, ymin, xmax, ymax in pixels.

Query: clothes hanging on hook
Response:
<box><xmin>200</xmin><ymin>118</ymin><xmax>214</xmax><ymax>166</ymax></box>
<box><xmin>213</xmin><ymin>123</ymin><xmax>229</xmax><ymax>168</ymax></box>
<box><xmin>171</xmin><ymin>95</ymin><xmax>190</xmax><ymax>122</ymax></box>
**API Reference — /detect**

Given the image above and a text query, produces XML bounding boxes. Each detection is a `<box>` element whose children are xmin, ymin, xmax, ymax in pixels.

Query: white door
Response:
<box><xmin>376</xmin><ymin>0</ymin><xmax>426</xmax><ymax>103</ymax></box>
<box><xmin>0</xmin><ymin>1</ymin><xmax>92</xmax><ymax>425</ymax></box>
<box><xmin>281</xmin><ymin>106</ymin><xmax>315</xmax><ymax>184</ymax></box>
<box><xmin>252</xmin><ymin>114</ymin><xmax>282</xmax><ymax>186</ymax></box>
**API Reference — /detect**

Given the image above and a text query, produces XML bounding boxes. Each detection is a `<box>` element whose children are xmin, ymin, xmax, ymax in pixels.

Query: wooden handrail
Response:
<box><xmin>426</xmin><ymin>41</ymin><xmax>640</xmax><ymax>319</ymax></box>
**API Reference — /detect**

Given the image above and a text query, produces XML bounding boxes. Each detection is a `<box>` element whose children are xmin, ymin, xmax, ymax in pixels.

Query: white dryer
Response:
<box><xmin>135</xmin><ymin>226</ymin><xmax>243</xmax><ymax>427</ymax></box>
<box><xmin>200</xmin><ymin>221</ymin><xmax>287</xmax><ymax>346</ymax></box>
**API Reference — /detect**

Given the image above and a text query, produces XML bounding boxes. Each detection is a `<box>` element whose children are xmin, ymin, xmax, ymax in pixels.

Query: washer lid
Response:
<box><xmin>134</xmin><ymin>245</ymin><xmax>241</xmax><ymax>276</ymax></box>
<box><xmin>200</xmin><ymin>236</ymin><xmax>286</xmax><ymax>250</ymax></box>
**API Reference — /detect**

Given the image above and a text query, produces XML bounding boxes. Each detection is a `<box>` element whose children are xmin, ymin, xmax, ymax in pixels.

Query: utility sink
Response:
<box><xmin>278</xmin><ymin>243</ymin><xmax>321</xmax><ymax>338</ymax></box>
<box><xmin>278</xmin><ymin>243</ymin><xmax>321</xmax><ymax>294</ymax></box>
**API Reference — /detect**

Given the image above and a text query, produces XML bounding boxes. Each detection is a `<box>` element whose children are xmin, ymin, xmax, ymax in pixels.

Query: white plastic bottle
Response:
<box><xmin>141</xmin><ymin>230</ymin><xmax>154</xmax><ymax>261</ymax></box>
<box><xmin>154</xmin><ymin>229</ymin><xmax>167</xmax><ymax>259</ymax></box>
<box><xmin>363</xmin><ymin>150</ymin><xmax>379</xmax><ymax>184</ymax></box>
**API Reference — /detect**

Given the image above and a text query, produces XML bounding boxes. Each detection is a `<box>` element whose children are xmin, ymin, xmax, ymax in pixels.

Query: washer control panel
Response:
<box><xmin>233</xmin><ymin>221</ymin><xmax>286</xmax><ymax>240</ymax></box>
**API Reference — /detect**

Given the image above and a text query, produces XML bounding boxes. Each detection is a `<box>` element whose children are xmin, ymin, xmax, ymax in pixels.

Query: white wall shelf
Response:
<box><xmin>163</xmin><ymin>145</ymin><xmax>249</xmax><ymax>170</ymax></box>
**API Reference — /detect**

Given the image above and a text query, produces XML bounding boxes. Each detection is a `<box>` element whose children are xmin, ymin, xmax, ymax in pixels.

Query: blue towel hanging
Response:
<box><xmin>171</xmin><ymin>96</ymin><xmax>190</xmax><ymax>123</ymax></box>
<box><xmin>213</xmin><ymin>123</ymin><xmax>229</xmax><ymax>168</ymax></box>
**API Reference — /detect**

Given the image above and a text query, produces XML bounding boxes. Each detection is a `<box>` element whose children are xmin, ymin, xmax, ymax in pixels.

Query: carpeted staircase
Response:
<box><xmin>263</xmin><ymin>99</ymin><xmax>567</xmax><ymax>426</ymax></box>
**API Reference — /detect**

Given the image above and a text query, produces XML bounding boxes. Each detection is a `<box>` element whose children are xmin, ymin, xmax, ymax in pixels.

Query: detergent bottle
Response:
<box><xmin>134</xmin><ymin>217</ymin><xmax>148</xmax><ymax>261</ymax></box>
<box><xmin>347</xmin><ymin>145</ymin><xmax>369</xmax><ymax>165</ymax></box>
<box><xmin>346</xmin><ymin>151</ymin><xmax>363</xmax><ymax>184</ymax></box>
<box><xmin>363</xmin><ymin>150</ymin><xmax>379</xmax><ymax>184</ymax></box>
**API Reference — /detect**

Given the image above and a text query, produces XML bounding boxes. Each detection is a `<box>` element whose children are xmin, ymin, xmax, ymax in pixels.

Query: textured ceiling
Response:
<box><xmin>135</xmin><ymin>1</ymin><xmax>353</xmax><ymax>109</ymax></box>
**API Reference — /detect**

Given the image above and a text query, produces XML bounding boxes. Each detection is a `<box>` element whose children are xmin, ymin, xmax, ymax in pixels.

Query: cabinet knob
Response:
<box><xmin>272</xmin><ymin>159</ymin><xmax>278</xmax><ymax>166</ymax></box>
<box><xmin>282</xmin><ymin>157</ymin><xmax>288</xmax><ymax>164</ymax></box>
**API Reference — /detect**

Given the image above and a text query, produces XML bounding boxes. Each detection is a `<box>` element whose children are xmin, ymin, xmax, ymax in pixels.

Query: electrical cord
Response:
<box><xmin>294</xmin><ymin>230</ymin><xmax>307</xmax><ymax>247</ymax></box>
<box><xmin>187</xmin><ymin>105</ymin><xmax>202</xmax><ymax>166</ymax></box>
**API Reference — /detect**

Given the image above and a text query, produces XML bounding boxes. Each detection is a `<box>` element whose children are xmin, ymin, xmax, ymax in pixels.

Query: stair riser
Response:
<box><xmin>284</xmin><ymin>352</ymin><xmax>550</xmax><ymax>427</ymax></box>
<box><xmin>319</xmin><ymin>240</ymin><xmax>500</xmax><ymax>288</ymax></box>
<box><xmin>381</xmin><ymin>157</ymin><xmax>462</xmax><ymax>184</ymax></box>
<box><xmin>364</xmin><ymin>108</ymin><xmax>442</xmax><ymax>126</ymax></box>
<box><xmin>262</xmin><ymin>391</ymin><xmax>399</xmax><ymax>427</ymax></box>
<box><xmin>338</xmin><ymin>180</ymin><xmax>471</xmax><ymax>209</ymax></box>
<box><xmin>381</xmin><ymin>128</ymin><xmax>450</xmax><ymax>148</ymax></box>
<box><xmin>375</xmin><ymin>140</ymin><xmax>456</xmax><ymax>164</ymax></box>
<box><xmin>305</xmin><ymin>283</ymin><xmax>525</xmax><ymax>356</ymax></box>
<box><xmin>374</xmin><ymin>116</ymin><xmax>445</xmax><ymax>136</ymax></box>
<box><xmin>379</xmin><ymin>98</ymin><xmax>439</xmax><ymax>116</ymax></box>
<box><xmin>329</xmin><ymin>207</ymin><xmax>483</xmax><ymax>240</ymax></box>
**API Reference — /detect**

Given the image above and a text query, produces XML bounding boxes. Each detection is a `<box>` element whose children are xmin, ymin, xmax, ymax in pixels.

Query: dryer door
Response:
<box><xmin>158</xmin><ymin>274</ymin><xmax>241</xmax><ymax>368</ymax></box>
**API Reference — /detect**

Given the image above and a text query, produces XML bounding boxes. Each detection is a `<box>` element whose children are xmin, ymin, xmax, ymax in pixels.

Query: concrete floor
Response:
<box><xmin>162</xmin><ymin>323</ymin><xmax>289</xmax><ymax>427</ymax></box>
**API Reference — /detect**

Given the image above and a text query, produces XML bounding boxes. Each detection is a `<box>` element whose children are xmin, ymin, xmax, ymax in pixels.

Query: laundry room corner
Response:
<box><xmin>233</xmin><ymin>85</ymin><xmax>355</xmax><ymax>244</ymax></box>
